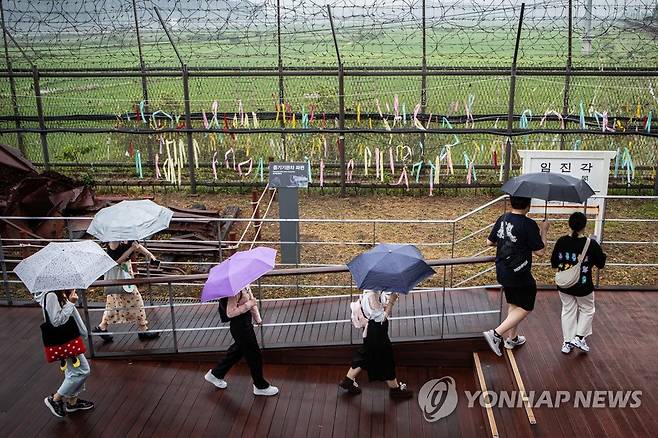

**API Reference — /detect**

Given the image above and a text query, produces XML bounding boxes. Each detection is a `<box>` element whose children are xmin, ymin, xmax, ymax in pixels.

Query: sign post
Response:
<box><xmin>269</xmin><ymin>162</ymin><xmax>310</xmax><ymax>264</ymax></box>
<box><xmin>517</xmin><ymin>150</ymin><xmax>617</xmax><ymax>239</ymax></box>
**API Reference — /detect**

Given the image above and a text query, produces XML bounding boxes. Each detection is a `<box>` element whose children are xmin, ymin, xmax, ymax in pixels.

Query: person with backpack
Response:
<box><xmin>339</xmin><ymin>290</ymin><xmax>413</xmax><ymax>399</ymax></box>
<box><xmin>483</xmin><ymin>196</ymin><xmax>549</xmax><ymax>356</ymax></box>
<box><xmin>204</xmin><ymin>286</ymin><xmax>278</xmax><ymax>396</ymax></box>
<box><xmin>551</xmin><ymin>212</ymin><xmax>606</xmax><ymax>354</ymax></box>
<box><xmin>36</xmin><ymin>289</ymin><xmax>94</xmax><ymax>418</ymax></box>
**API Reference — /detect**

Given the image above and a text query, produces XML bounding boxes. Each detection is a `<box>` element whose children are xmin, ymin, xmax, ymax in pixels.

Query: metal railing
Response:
<box><xmin>1</xmin><ymin>194</ymin><xmax>656</xmax><ymax>305</ymax></box>
<box><xmin>76</xmin><ymin>255</ymin><xmax>497</xmax><ymax>358</ymax></box>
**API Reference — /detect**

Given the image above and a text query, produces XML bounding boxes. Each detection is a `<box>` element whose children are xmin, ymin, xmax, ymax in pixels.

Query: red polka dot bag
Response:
<box><xmin>41</xmin><ymin>293</ymin><xmax>86</xmax><ymax>364</ymax></box>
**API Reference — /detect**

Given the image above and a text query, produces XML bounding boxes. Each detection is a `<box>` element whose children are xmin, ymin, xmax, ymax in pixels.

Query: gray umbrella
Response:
<box><xmin>501</xmin><ymin>172</ymin><xmax>595</xmax><ymax>203</ymax></box>
<box><xmin>87</xmin><ymin>199</ymin><xmax>173</xmax><ymax>242</ymax></box>
<box><xmin>14</xmin><ymin>241</ymin><xmax>117</xmax><ymax>293</ymax></box>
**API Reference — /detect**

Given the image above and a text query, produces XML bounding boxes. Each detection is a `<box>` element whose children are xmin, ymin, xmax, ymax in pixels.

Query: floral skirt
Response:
<box><xmin>102</xmin><ymin>289</ymin><xmax>148</xmax><ymax>327</ymax></box>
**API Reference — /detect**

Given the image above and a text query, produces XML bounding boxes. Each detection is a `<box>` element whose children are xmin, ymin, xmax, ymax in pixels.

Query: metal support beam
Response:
<box><xmin>327</xmin><ymin>5</ymin><xmax>346</xmax><ymax>197</ymax></box>
<box><xmin>503</xmin><ymin>2</ymin><xmax>525</xmax><ymax>182</ymax></box>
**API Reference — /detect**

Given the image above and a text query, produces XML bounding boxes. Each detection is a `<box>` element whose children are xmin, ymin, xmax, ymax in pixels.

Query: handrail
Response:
<box><xmin>89</xmin><ymin>255</ymin><xmax>496</xmax><ymax>287</ymax></box>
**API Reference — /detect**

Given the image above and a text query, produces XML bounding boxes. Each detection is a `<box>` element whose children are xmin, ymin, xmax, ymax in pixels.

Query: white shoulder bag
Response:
<box><xmin>555</xmin><ymin>238</ymin><xmax>591</xmax><ymax>288</ymax></box>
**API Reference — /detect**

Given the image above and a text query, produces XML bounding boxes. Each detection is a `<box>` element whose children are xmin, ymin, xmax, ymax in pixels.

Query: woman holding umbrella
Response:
<box><xmin>92</xmin><ymin>241</ymin><xmax>160</xmax><ymax>342</ymax></box>
<box><xmin>87</xmin><ymin>200</ymin><xmax>173</xmax><ymax>342</ymax></box>
<box><xmin>13</xmin><ymin>241</ymin><xmax>117</xmax><ymax>418</ymax></box>
<box><xmin>39</xmin><ymin>289</ymin><xmax>94</xmax><ymax>417</ymax></box>
<box><xmin>201</xmin><ymin>247</ymin><xmax>279</xmax><ymax>396</ymax></box>
<box><xmin>339</xmin><ymin>244</ymin><xmax>434</xmax><ymax>399</ymax></box>
<box><xmin>339</xmin><ymin>290</ymin><xmax>413</xmax><ymax>399</ymax></box>
<box><xmin>204</xmin><ymin>285</ymin><xmax>278</xmax><ymax>396</ymax></box>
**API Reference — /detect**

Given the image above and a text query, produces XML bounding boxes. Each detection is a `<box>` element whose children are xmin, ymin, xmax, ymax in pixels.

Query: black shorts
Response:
<box><xmin>502</xmin><ymin>281</ymin><xmax>537</xmax><ymax>311</ymax></box>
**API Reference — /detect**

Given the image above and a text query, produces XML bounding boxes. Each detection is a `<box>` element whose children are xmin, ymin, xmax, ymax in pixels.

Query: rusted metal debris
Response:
<box><xmin>1</xmin><ymin>147</ymin><xmax>243</xmax><ymax>277</ymax></box>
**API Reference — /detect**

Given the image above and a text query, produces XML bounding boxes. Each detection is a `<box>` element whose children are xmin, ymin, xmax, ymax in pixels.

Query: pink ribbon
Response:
<box><xmin>323</xmin><ymin>136</ymin><xmax>328</xmax><ymax>158</ymax></box>
<box><xmin>202</xmin><ymin>111</ymin><xmax>209</xmax><ymax>129</ymax></box>
<box><xmin>158</xmin><ymin>135</ymin><xmax>164</xmax><ymax>154</ymax></box>
<box><xmin>467</xmin><ymin>162</ymin><xmax>473</xmax><ymax>185</ymax></box>
<box><xmin>155</xmin><ymin>154</ymin><xmax>161</xmax><ymax>179</ymax></box>
<box><xmin>540</xmin><ymin>110</ymin><xmax>565</xmax><ymax>129</ymax></box>
<box><xmin>347</xmin><ymin>159</ymin><xmax>355</xmax><ymax>182</ymax></box>
<box><xmin>309</xmin><ymin>104</ymin><xmax>316</xmax><ymax>124</ymax></box>
<box><xmin>238</xmin><ymin>158</ymin><xmax>253</xmax><ymax>176</ymax></box>
<box><xmin>238</xmin><ymin>100</ymin><xmax>244</xmax><ymax>126</ymax></box>
<box><xmin>320</xmin><ymin>159</ymin><xmax>325</xmax><ymax>187</ymax></box>
<box><xmin>394</xmin><ymin>95</ymin><xmax>399</xmax><ymax>119</ymax></box>
<box><xmin>426</xmin><ymin>113</ymin><xmax>433</xmax><ymax>129</ymax></box>
<box><xmin>375</xmin><ymin>147</ymin><xmax>380</xmax><ymax>179</ymax></box>
<box><xmin>429</xmin><ymin>164</ymin><xmax>434</xmax><ymax>197</ymax></box>
<box><xmin>395</xmin><ymin>167</ymin><xmax>409</xmax><ymax>191</ymax></box>
<box><xmin>212</xmin><ymin>152</ymin><xmax>218</xmax><ymax>180</ymax></box>
<box><xmin>602</xmin><ymin>111</ymin><xmax>615</xmax><ymax>132</ymax></box>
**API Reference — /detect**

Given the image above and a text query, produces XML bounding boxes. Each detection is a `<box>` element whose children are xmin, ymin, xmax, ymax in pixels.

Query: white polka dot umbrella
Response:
<box><xmin>14</xmin><ymin>241</ymin><xmax>117</xmax><ymax>293</ymax></box>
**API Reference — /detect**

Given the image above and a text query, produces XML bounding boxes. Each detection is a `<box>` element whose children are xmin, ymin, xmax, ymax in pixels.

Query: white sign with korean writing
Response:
<box><xmin>517</xmin><ymin>150</ymin><xmax>617</xmax><ymax>239</ymax></box>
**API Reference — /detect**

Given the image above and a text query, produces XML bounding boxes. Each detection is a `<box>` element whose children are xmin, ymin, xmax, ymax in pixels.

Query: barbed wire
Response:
<box><xmin>3</xmin><ymin>1</ymin><xmax>658</xmax><ymax>69</ymax></box>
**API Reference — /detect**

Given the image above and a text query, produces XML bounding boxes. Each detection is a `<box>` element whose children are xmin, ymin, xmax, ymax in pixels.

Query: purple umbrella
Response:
<box><xmin>201</xmin><ymin>247</ymin><xmax>277</xmax><ymax>302</ymax></box>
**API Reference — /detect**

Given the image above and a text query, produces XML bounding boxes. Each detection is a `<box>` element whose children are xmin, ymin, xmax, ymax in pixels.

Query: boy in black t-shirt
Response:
<box><xmin>483</xmin><ymin>196</ymin><xmax>549</xmax><ymax>356</ymax></box>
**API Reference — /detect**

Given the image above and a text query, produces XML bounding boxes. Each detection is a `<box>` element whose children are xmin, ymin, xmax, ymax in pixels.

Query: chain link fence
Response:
<box><xmin>0</xmin><ymin>1</ymin><xmax>657</xmax><ymax>193</ymax></box>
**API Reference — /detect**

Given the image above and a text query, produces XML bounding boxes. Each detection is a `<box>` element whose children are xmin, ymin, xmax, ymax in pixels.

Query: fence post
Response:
<box><xmin>327</xmin><ymin>5</ymin><xmax>346</xmax><ymax>197</ymax></box>
<box><xmin>79</xmin><ymin>289</ymin><xmax>95</xmax><ymax>358</ymax></box>
<box><xmin>503</xmin><ymin>2</ymin><xmax>525</xmax><ymax>182</ymax></box>
<box><xmin>131</xmin><ymin>0</ymin><xmax>152</xmax><ymax>162</ymax></box>
<box><xmin>0</xmin><ymin>236</ymin><xmax>12</xmax><ymax>305</ymax></box>
<box><xmin>440</xmin><ymin>266</ymin><xmax>447</xmax><ymax>339</ymax></box>
<box><xmin>276</xmin><ymin>0</ymin><xmax>286</xmax><ymax>160</ymax></box>
<box><xmin>0</xmin><ymin>0</ymin><xmax>25</xmax><ymax>155</ymax></box>
<box><xmin>257</xmin><ymin>279</ymin><xmax>265</xmax><ymax>348</ymax></box>
<box><xmin>32</xmin><ymin>65</ymin><xmax>50</xmax><ymax>171</ymax></box>
<box><xmin>560</xmin><ymin>0</ymin><xmax>573</xmax><ymax>150</ymax></box>
<box><xmin>182</xmin><ymin>64</ymin><xmax>197</xmax><ymax>193</ymax></box>
<box><xmin>167</xmin><ymin>282</ymin><xmax>179</xmax><ymax>352</ymax></box>
<box><xmin>420</xmin><ymin>0</ymin><xmax>428</xmax><ymax>159</ymax></box>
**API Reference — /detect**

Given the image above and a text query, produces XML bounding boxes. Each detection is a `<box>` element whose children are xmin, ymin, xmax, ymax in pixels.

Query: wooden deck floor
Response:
<box><xmin>88</xmin><ymin>288</ymin><xmax>500</xmax><ymax>355</ymax></box>
<box><xmin>1</xmin><ymin>291</ymin><xmax>656</xmax><ymax>437</ymax></box>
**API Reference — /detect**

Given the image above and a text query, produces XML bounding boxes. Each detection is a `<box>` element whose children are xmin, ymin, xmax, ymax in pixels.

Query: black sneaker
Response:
<box><xmin>138</xmin><ymin>331</ymin><xmax>160</xmax><ymax>341</ymax></box>
<box><xmin>389</xmin><ymin>382</ymin><xmax>413</xmax><ymax>399</ymax></box>
<box><xmin>44</xmin><ymin>395</ymin><xmax>66</xmax><ymax>418</ymax></box>
<box><xmin>339</xmin><ymin>377</ymin><xmax>362</xmax><ymax>395</ymax></box>
<box><xmin>65</xmin><ymin>399</ymin><xmax>95</xmax><ymax>413</ymax></box>
<box><xmin>92</xmin><ymin>326</ymin><xmax>113</xmax><ymax>343</ymax></box>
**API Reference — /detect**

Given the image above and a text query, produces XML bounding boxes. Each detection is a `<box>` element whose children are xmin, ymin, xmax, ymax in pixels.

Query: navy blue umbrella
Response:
<box><xmin>346</xmin><ymin>244</ymin><xmax>435</xmax><ymax>294</ymax></box>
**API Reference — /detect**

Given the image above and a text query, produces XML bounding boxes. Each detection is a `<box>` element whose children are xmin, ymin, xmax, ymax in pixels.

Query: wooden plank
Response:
<box><xmin>505</xmin><ymin>349</ymin><xmax>536</xmax><ymax>425</ymax></box>
<box><xmin>473</xmin><ymin>352</ymin><xmax>499</xmax><ymax>438</ymax></box>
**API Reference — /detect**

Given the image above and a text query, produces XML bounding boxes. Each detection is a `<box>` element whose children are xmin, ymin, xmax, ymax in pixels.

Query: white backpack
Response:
<box><xmin>555</xmin><ymin>238</ymin><xmax>590</xmax><ymax>288</ymax></box>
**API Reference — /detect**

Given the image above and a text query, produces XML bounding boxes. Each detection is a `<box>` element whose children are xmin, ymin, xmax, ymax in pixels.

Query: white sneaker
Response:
<box><xmin>483</xmin><ymin>330</ymin><xmax>503</xmax><ymax>356</ymax></box>
<box><xmin>253</xmin><ymin>385</ymin><xmax>279</xmax><ymax>396</ymax></box>
<box><xmin>204</xmin><ymin>370</ymin><xmax>227</xmax><ymax>389</ymax></box>
<box><xmin>571</xmin><ymin>337</ymin><xmax>590</xmax><ymax>353</ymax></box>
<box><xmin>504</xmin><ymin>335</ymin><xmax>526</xmax><ymax>350</ymax></box>
<box><xmin>561</xmin><ymin>341</ymin><xmax>574</xmax><ymax>354</ymax></box>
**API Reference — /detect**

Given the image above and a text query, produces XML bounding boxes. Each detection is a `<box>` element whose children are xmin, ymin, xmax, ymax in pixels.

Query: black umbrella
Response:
<box><xmin>501</xmin><ymin>172</ymin><xmax>595</xmax><ymax>217</ymax></box>
<box><xmin>346</xmin><ymin>244</ymin><xmax>435</xmax><ymax>294</ymax></box>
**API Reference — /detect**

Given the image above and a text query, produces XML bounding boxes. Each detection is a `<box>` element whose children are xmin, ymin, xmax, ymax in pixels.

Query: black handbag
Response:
<box><xmin>40</xmin><ymin>292</ymin><xmax>86</xmax><ymax>363</ymax></box>
<box><xmin>498</xmin><ymin>214</ymin><xmax>531</xmax><ymax>275</ymax></box>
